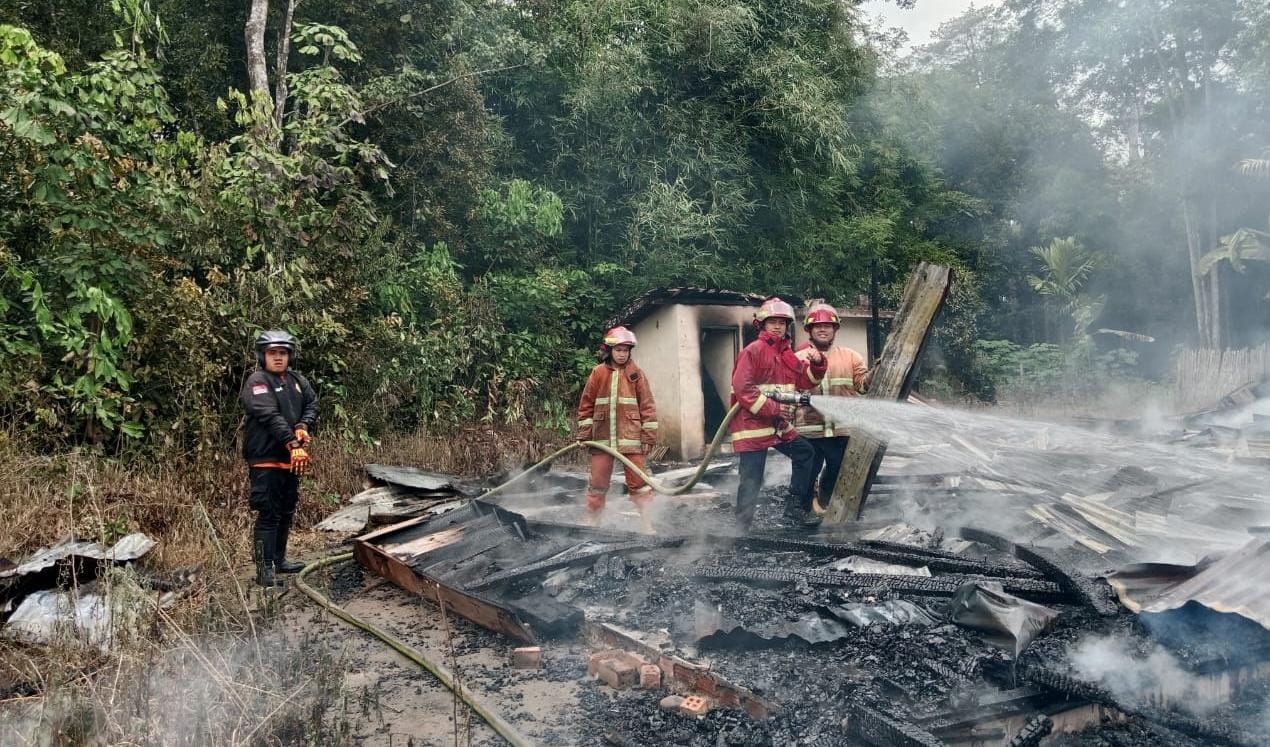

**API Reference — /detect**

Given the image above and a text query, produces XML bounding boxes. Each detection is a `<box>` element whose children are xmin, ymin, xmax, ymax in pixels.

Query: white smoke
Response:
<box><xmin>1069</xmin><ymin>635</ymin><xmax>1223</xmax><ymax>717</ymax></box>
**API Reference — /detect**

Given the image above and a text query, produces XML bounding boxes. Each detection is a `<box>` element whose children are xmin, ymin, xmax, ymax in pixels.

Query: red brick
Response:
<box><xmin>639</xmin><ymin>664</ymin><xmax>662</xmax><ymax>689</ymax></box>
<box><xmin>597</xmin><ymin>656</ymin><xmax>638</xmax><ymax>690</ymax></box>
<box><xmin>679</xmin><ymin>695</ymin><xmax>711</xmax><ymax>717</ymax></box>
<box><xmin>589</xmin><ymin>650</ymin><xmax>642</xmax><ymax>690</ymax></box>
<box><xmin>511</xmin><ymin>646</ymin><xmax>541</xmax><ymax>669</ymax></box>
<box><xmin>587</xmin><ymin>650</ymin><xmax>622</xmax><ymax>677</ymax></box>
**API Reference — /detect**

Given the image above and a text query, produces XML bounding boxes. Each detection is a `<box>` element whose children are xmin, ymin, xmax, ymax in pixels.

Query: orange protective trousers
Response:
<box><xmin>586</xmin><ymin>450</ymin><xmax>653</xmax><ymax>511</ymax></box>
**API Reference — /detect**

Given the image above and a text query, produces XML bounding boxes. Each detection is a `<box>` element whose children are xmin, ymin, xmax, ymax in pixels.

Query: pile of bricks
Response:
<box><xmin>588</xmin><ymin>649</ymin><xmax>713</xmax><ymax>717</ymax></box>
<box><xmin>592</xmin><ymin>622</ymin><xmax>777</xmax><ymax>719</ymax></box>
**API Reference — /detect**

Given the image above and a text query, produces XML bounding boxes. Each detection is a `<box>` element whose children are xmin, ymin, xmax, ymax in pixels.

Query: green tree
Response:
<box><xmin>1027</xmin><ymin>237</ymin><xmax>1104</xmax><ymax>337</ymax></box>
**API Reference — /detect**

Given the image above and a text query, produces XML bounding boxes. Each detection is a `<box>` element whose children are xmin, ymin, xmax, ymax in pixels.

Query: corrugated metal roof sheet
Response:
<box><xmin>606</xmin><ymin>287</ymin><xmax>776</xmax><ymax>329</ymax></box>
<box><xmin>364</xmin><ymin>464</ymin><xmax>472</xmax><ymax>494</ymax></box>
<box><xmin>1107</xmin><ymin>539</ymin><xmax>1270</xmax><ymax>629</ymax></box>
<box><xmin>0</xmin><ymin>533</ymin><xmax>155</xmax><ymax>581</ymax></box>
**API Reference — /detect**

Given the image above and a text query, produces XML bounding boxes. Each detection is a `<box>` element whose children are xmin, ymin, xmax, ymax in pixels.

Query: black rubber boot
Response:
<box><xmin>782</xmin><ymin>499</ymin><xmax>822</xmax><ymax>528</ymax></box>
<box><xmin>253</xmin><ymin>529</ymin><xmax>280</xmax><ymax>587</ymax></box>
<box><xmin>274</xmin><ymin>519</ymin><xmax>304</xmax><ymax>574</ymax></box>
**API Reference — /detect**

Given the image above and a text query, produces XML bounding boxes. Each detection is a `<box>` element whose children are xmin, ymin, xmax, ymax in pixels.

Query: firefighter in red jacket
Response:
<box><xmin>730</xmin><ymin>298</ymin><xmax>828</xmax><ymax>530</ymax></box>
<box><xmin>576</xmin><ymin>326</ymin><xmax>659</xmax><ymax>533</ymax></box>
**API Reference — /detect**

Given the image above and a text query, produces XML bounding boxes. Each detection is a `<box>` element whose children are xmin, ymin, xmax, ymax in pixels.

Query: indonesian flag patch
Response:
<box><xmin>252</xmin><ymin>383</ymin><xmax>269</xmax><ymax>396</ymax></box>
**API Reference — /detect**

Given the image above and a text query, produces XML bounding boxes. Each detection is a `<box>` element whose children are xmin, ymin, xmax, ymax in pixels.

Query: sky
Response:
<box><xmin>859</xmin><ymin>0</ymin><xmax>1001</xmax><ymax>49</ymax></box>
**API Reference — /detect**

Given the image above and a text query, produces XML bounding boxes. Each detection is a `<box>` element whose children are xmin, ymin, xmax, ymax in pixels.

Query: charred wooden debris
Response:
<box><xmin>334</xmin><ymin>379</ymin><xmax>1270</xmax><ymax>746</ymax></box>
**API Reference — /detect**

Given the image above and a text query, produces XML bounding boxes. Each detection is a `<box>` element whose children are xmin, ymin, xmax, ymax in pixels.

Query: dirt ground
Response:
<box><xmin>292</xmin><ymin>560</ymin><xmax>596</xmax><ymax>746</ymax></box>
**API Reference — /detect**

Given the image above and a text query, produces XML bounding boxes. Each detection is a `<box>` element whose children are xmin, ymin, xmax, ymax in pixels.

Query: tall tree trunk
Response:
<box><xmin>1207</xmin><ymin>191</ymin><xmax>1223</xmax><ymax>348</ymax></box>
<box><xmin>245</xmin><ymin>0</ymin><xmax>273</xmax><ymax>130</ymax></box>
<box><xmin>272</xmin><ymin>0</ymin><xmax>298</xmax><ymax>135</ymax></box>
<box><xmin>1181</xmin><ymin>196</ymin><xmax>1215</xmax><ymax>347</ymax></box>
<box><xmin>1202</xmin><ymin>72</ymin><xmax>1224</xmax><ymax>349</ymax></box>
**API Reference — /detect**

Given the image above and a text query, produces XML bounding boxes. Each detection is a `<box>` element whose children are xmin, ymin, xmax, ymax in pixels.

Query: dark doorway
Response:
<box><xmin>700</xmin><ymin>327</ymin><xmax>741</xmax><ymax>442</ymax></box>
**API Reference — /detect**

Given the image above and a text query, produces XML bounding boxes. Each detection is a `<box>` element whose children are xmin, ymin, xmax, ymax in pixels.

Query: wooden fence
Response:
<box><xmin>1176</xmin><ymin>344</ymin><xmax>1270</xmax><ymax>411</ymax></box>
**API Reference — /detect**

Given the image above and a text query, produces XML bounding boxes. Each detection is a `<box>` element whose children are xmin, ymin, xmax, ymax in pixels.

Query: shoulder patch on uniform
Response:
<box><xmin>252</xmin><ymin>383</ymin><xmax>269</xmax><ymax>396</ymax></box>
<box><xmin>629</xmin><ymin>371</ymin><xmax>640</xmax><ymax>382</ymax></box>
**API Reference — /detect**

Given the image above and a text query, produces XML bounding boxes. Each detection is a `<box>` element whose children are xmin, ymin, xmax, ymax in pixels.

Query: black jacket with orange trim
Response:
<box><xmin>240</xmin><ymin>368</ymin><xmax>317</xmax><ymax>466</ymax></box>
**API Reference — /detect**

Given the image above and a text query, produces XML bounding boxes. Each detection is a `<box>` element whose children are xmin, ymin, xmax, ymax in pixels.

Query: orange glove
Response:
<box><xmin>289</xmin><ymin>443</ymin><xmax>311</xmax><ymax>475</ymax></box>
<box><xmin>294</xmin><ymin>426</ymin><xmax>312</xmax><ymax>447</ymax></box>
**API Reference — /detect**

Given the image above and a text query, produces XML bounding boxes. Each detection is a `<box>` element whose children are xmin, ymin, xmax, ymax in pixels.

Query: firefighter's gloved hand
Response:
<box><xmin>288</xmin><ymin>441</ymin><xmax>311</xmax><ymax>475</ymax></box>
<box><xmin>294</xmin><ymin>426</ymin><xmax>312</xmax><ymax>447</ymax></box>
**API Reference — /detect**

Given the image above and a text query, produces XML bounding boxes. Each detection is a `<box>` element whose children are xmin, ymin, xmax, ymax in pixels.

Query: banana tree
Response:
<box><xmin>1197</xmin><ymin>150</ymin><xmax>1270</xmax><ymax>297</ymax></box>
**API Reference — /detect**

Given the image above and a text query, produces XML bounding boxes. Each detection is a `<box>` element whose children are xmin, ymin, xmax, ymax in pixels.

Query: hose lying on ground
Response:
<box><xmin>295</xmin><ymin>553</ymin><xmax>537</xmax><ymax>747</ymax></box>
<box><xmin>294</xmin><ymin>401</ymin><xmax>749</xmax><ymax>746</ymax></box>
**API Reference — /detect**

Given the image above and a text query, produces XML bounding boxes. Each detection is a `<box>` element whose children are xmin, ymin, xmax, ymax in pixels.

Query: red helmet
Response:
<box><xmin>754</xmin><ymin>297</ymin><xmax>796</xmax><ymax>325</ymax></box>
<box><xmin>803</xmin><ymin>302</ymin><xmax>841</xmax><ymax>330</ymax></box>
<box><xmin>602</xmin><ymin>326</ymin><xmax>637</xmax><ymax>348</ymax></box>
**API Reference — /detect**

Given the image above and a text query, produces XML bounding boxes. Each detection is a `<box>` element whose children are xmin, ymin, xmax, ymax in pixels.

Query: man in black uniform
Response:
<box><xmin>240</xmin><ymin>330</ymin><xmax>318</xmax><ymax>587</ymax></box>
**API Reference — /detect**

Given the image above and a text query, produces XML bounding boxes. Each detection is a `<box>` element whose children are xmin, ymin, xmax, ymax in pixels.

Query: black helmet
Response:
<box><xmin>254</xmin><ymin>330</ymin><xmax>298</xmax><ymax>367</ymax></box>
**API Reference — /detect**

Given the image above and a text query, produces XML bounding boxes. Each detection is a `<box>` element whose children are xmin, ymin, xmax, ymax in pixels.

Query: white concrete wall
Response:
<box><xmin>674</xmin><ymin>304</ymin><xmax>705</xmax><ymax>459</ymax></box>
<box><xmin>630</xmin><ymin>305</ymin><xmax>684</xmax><ymax>458</ymax></box>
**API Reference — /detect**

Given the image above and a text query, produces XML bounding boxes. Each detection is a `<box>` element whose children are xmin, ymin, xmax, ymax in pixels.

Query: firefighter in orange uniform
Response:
<box><xmin>794</xmin><ymin>303</ymin><xmax>871</xmax><ymax>513</ymax></box>
<box><xmin>576</xmin><ymin>326</ymin><xmax>659</xmax><ymax>533</ymax></box>
<box><xmin>730</xmin><ymin>298</ymin><xmax>828</xmax><ymax>531</ymax></box>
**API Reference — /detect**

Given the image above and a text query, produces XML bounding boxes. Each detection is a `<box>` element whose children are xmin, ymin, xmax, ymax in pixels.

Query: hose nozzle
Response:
<box><xmin>769</xmin><ymin>391</ymin><xmax>811</xmax><ymax>406</ymax></box>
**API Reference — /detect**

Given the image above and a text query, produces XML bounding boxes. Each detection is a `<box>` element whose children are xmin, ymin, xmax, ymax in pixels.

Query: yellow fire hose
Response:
<box><xmin>295</xmin><ymin>553</ymin><xmax>536</xmax><ymax>747</ymax></box>
<box><xmin>480</xmin><ymin>400</ymin><xmax>744</xmax><ymax>501</ymax></box>
<box><xmin>294</xmin><ymin>401</ymin><xmax>748</xmax><ymax>745</ymax></box>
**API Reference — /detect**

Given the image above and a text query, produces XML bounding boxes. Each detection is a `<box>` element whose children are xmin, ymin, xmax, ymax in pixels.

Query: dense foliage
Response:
<box><xmin>2</xmin><ymin>0</ymin><xmax>1270</xmax><ymax>451</ymax></box>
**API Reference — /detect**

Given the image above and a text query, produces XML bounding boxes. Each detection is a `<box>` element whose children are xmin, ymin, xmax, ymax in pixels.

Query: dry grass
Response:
<box><xmin>0</xmin><ymin>423</ymin><xmax>568</xmax><ymax>745</ymax></box>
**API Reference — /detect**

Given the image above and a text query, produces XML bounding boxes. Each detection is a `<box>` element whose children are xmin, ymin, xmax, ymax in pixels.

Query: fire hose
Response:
<box><xmin>481</xmin><ymin>391</ymin><xmax>812</xmax><ymax>501</ymax></box>
<box><xmin>479</xmin><ymin>399</ymin><xmax>751</xmax><ymax>501</ymax></box>
<box><xmin>294</xmin><ymin>554</ymin><xmax>537</xmax><ymax>747</ymax></box>
<box><xmin>294</xmin><ymin>398</ymin><xmax>789</xmax><ymax>745</ymax></box>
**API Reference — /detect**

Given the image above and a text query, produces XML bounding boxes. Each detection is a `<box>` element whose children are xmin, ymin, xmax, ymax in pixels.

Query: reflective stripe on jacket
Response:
<box><xmin>793</xmin><ymin>344</ymin><xmax>868</xmax><ymax>438</ymax></box>
<box><xmin>576</xmin><ymin>361</ymin><xmax>659</xmax><ymax>454</ymax></box>
<box><xmin>729</xmin><ymin>332</ymin><xmax>827</xmax><ymax>453</ymax></box>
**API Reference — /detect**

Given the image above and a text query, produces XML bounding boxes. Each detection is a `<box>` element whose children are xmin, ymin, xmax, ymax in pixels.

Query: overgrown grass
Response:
<box><xmin>0</xmin><ymin>424</ymin><xmax>567</xmax><ymax>745</ymax></box>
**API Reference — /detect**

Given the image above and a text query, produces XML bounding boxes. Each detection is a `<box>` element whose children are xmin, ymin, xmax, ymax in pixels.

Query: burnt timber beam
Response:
<box><xmin>825</xmin><ymin>262</ymin><xmax>954</xmax><ymax>525</ymax></box>
<box><xmin>737</xmin><ymin>535</ymin><xmax>1045</xmax><ymax>579</ymax></box>
<box><xmin>958</xmin><ymin>527</ymin><xmax>1120</xmax><ymax>616</ymax></box>
<box><xmin>847</xmin><ymin>703</ymin><xmax>950</xmax><ymax>747</ymax></box>
<box><xmin>691</xmin><ymin>565</ymin><xmax>1065</xmax><ymax>600</ymax></box>
<box><xmin>468</xmin><ymin>536</ymin><xmax>683</xmax><ymax>591</ymax></box>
